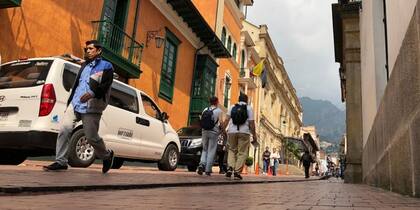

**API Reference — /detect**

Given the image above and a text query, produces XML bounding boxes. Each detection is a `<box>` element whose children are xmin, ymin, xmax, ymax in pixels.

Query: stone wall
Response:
<box><xmin>362</xmin><ymin>2</ymin><xmax>420</xmax><ymax>196</ymax></box>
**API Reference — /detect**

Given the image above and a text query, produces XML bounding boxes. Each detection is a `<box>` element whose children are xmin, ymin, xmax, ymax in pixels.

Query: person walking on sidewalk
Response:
<box><xmin>197</xmin><ymin>97</ymin><xmax>223</xmax><ymax>176</ymax></box>
<box><xmin>300</xmin><ymin>150</ymin><xmax>314</xmax><ymax>178</ymax></box>
<box><xmin>221</xmin><ymin>94</ymin><xmax>258</xmax><ymax>180</ymax></box>
<box><xmin>262</xmin><ymin>147</ymin><xmax>271</xmax><ymax>175</ymax></box>
<box><xmin>43</xmin><ymin>40</ymin><xmax>114</xmax><ymax>173</ymax></box>
<box><xmin>270</xmin><ymin>148</ymin><xmax>280</xmax><ymax>176</ymax></box>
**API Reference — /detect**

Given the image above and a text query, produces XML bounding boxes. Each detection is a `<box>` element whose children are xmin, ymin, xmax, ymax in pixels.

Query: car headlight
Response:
<box><xmin>190</xmin><ymin>138</ymin><xmax>202</xmax><ymax>148</ymax></box>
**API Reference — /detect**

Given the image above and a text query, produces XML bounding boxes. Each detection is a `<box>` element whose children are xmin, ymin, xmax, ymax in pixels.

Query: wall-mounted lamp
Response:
<box><xmin>146</xmin><ymin>29</ymin><xmax>165</xmax><ymax>48</ymax></box>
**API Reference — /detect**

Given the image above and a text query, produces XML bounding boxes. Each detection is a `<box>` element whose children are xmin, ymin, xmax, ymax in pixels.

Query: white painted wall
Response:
<box><xmin>360</xmin><ymin>0</ymin><xmax>417</xmax><ymax>146</ymax></box>
<box><xmin>386</xmin><ymin>0</ymin><xmax>417</xmax><ymax>73</ymax></box>
<box><xmin>360</xmin><ymin>0</ymin><xmax>387</xmax><ymax>146</ymax></box>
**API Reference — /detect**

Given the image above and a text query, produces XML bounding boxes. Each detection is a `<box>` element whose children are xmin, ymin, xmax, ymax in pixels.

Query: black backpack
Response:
<box><xmin>200</xmin><ymin>107</ymin><xmax>218</xmax><ymax>130</ymax></box>
<box><xmin>302</xmin><ymin>153</ymin><xmax>313</xmax><ymax>164</ymax></box>
<box><xmin>231</xmin><ymin>103</ymin><xmax>248</xmax><ymax>130</ymax></box>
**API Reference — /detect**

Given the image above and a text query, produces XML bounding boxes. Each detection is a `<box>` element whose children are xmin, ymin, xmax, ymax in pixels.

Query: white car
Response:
<box><xmin>0</xmin><ymin>56</ymin><xmax>180</xmax><ymax>171</ymax></box>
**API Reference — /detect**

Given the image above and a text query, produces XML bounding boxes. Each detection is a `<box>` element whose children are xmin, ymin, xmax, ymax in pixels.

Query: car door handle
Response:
<box><xmin>136</xmin><ymin>117</ymin><xmax>150</xmax><ymax>127</ymax></box>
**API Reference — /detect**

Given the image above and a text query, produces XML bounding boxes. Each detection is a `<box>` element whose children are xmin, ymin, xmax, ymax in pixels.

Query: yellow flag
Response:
<box><xmin>252</xmin><ymin>59</ymin><xmax>264</xmax><ymax>76</ymax></box>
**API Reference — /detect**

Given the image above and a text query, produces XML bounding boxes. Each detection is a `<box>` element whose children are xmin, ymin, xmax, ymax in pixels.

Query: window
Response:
<box><xmin>141</xmin><ymin>95</ymin><xmax>162</xmax><ymax>120</ymax></box>
<box><xmin>0</xmin><ymin>60</ymin><xmax>52</xmax><ymax>89</ymax></box>
<box><xmin>109</xmin><ymin>83</ymin><xmax>139</xmax><ymax>114</ymax></box>
<box><xmin>159</xmin><ymin>29</ymin><xmax>180</xmax><ymax>102</ymax></box>
<box><xmin>221</xmin><ymin>27</ymin><xmax>227</xmax><ymax>45</ymax></box>
<box><xmin>235</xmin><ymin>0</ymin><xmax>241</xmax><ymax>7</ymax></box>
<box><xmin>224</xmin><ymin>76</ymin><xmax>231</xmax><ymax>107</ymax></box>
<box><xmin>227</xmin><ymin>37</ymin><xmax>232</xmax><ymax>54</ymax></box>
<box><xmin>241</xmin><ymin>50</ymin><xmax>246</xmax><ymax>68</ymax></box>
<box><xmin>232</xmin><ymin>43</ymin><xmax>237</xmax><ymax>61</ymax></box>
<box><xmin>62</xmin><ymin>64</ymin><xmax>78</xmax><ymax>92</ymax></box>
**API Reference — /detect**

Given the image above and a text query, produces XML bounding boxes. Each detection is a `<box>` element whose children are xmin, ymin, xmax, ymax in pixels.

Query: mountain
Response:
<box><xmin>299</xmin><ymin>97</ymin><xmax>345</xmax><ymax>144</ymax></box>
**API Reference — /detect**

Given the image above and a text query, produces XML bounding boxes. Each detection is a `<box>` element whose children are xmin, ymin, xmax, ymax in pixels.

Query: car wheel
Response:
<box><xmin>158</xmin><ymin>144</ymin><xmax>179</xmax><ymax>171</ymax></box>
<box><xmin>0</xmin><ymin>150</ymin><xmax>27</xmax><ymax>165</ymax></box>
<box><xmin>187</xmin><ymin>164</ymin><xmax>198</xmax><ymax>172</ymax></box>
<box><xmin>68</xmin><ymin>129</ymin><xmax>96</xmax><ymax>168</ymax></box>
<box><xmin>111</xmin><ymin>157</ymin><xmax>124</xmax><ymax>169</ymax></box>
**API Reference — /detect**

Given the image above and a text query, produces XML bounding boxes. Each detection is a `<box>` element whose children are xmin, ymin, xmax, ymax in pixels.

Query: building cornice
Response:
<box><xmin>260</xmin><ymin>113</ymin><xmax>284</xmax><ymax>139</ymax></box>
<box><xmin>264</xmin><ymin>59</ymin><xmax>302</xmax><ymax>126</ymax></box>
<box><xmin>151</xmin><ymin>0</ymin><xmax>200</xmax><ymax>48</ymax></box>
<box><xmin>259</xmin><ymin>29</ymin><xmax>303</xmax><ymax>120</ymax></box>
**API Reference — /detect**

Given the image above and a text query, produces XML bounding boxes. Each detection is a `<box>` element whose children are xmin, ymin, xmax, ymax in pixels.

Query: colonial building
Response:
<box><xmin>243</xmin><ymin>21</ymin><xmax>303</xmax><ymax>171</ymax></box>
<box><xmin>332</xmin><ymin>0</ymin><xmax>420</xmax><ymax>196</ymax></box>
<box><xmin>191</xmin><ymin>0</ymin><xmax>254</xmax><ymax>120</ymax></box>
<box><xmin>0</xmin><ymin>0</ymin><xmax>229</xmax><ymax>130</ymax></box>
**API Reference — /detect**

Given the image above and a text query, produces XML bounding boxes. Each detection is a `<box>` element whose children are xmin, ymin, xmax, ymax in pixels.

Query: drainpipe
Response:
<box><xmin>383</xmin><ymin>0</ymin><xmax>389</xmax><ymax>81</ymax></box>
<box><xmin>129</xmin><ymin>0</ymin><xmax>141</xmax><ymax>62</ymax></box>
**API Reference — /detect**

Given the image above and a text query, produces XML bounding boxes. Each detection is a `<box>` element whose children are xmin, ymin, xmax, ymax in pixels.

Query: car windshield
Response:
<box><xmin>0</xmin><ymin>60</ymin><xmax>52</xmax><ymax>89</ymax></box>
<box><xmin>177</xmin><ymin>127</ymin><xmax>202</xmax><ymax>137</ymax></box>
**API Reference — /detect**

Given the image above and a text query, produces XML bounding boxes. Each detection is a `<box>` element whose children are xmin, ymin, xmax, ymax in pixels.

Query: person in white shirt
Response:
<box><xmin>270</xmin><ymin>148</ymin><xmax>280</xmax><ymax>176</ymax></box>
<box><xmin>221</xmin><ymin>94</ymin><xmax>257</xmax><ymax>180</ymax></box>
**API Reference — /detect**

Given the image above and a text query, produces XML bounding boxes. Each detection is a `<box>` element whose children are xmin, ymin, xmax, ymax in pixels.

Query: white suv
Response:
<box><xmin>0</xmin><ymin>57</ymin><xmax>180</xmax><ymax>171</ymax></box>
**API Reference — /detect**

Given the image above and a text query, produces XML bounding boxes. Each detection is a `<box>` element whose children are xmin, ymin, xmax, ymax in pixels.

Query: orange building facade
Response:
<box><xmin>192</xmin><ymin>0</ymin><xmax>254</xmax><ymax>114</ymax></box>
<box><xmin>0</xmin><ymin>0</ymin><xmax>229</xmax><ymax>130</ymax></box>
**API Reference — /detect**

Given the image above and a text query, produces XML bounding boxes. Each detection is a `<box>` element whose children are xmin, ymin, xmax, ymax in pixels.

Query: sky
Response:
<box><xmin>246</xmin><ymin>0</ymin><xmax>344</xmax><ymax>109</ymax></box>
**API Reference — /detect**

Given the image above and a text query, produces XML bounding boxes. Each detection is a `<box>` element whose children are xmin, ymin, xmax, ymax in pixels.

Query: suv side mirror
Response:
<box><xmin>161</xmin><ymin>112</ymin><xmax>169</xmax><ymax>121</ymax></box>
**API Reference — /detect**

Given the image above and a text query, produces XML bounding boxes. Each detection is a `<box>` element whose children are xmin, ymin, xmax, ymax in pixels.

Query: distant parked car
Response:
<box><xmin>0</xmin><ymin>56</ymin><xmax>180</xmax><ymax>171</ymax></box>
<box><xmin>177</xmin><ymin>126</ymin><xmax>224</xmax><ymax>172</ymax></box>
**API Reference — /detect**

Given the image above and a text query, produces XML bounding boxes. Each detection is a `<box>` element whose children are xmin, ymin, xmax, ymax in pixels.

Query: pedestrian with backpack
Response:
<box><xmin>300</xmin><ymin>150</ymin><xmax>314</xmax><ymax>178</ymax></box>
<box><xmin>197</xmin><ymin>97</ymin><xmax>223</xmax><ymax>176</ymax></box>
<box><xmin>221</xmin><ymin>94</ymin><xmax>258</xmax><ymax>180</ymax></box>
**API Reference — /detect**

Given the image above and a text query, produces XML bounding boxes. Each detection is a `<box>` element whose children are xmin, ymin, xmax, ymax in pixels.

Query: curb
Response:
<box><xmin>0</xmin><ymin>177</ymin><xmax>326</xmax><ymax>196</ymax></box>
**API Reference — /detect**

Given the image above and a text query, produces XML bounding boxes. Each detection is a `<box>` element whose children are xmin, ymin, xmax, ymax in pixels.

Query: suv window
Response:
<box><xmin>109</xmin><ymin>82</ymin><xmax>139</xmax><ymax>114</ymax></box>
<box><xmin>177</xmin><ymin>127</ymin><xmax>202</xmax><ymax>137</ymax></box>
<box><xmin>0</xmin><ymin>60</ymin><xmax>52</xmax><ymax>89</ymax></box>
<box><xmin>62</xmin><ymin>64</ymin><xmax>78</xmax><ymax>92</ymax></box>
<box><xmin>141</xmin><ymin>95</ymin><xmax>161</xmax><ymax>120</ymax></box>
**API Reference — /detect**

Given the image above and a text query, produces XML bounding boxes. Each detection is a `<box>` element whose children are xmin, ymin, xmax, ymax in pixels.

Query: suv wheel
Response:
<box><xmin>187</xmin><ymin>164</ymin><xmax>198</xmax><ymax>172</ymax></box>
<box><xmin>68</xmin><ymin>129</ymin><xmax>95</xmax><ymax>168</ymax></box>
<box><xmin>0</xmin><ymin>150</ymin><xmax>27</xmax><ymax>165</ymax></box>
<box><xmin>111</xmin><ymin>157</ymin><xmax>124</xmax><ymax>169</ymax></box>
<box><xmin>158</xmin><ymin>144</ymin><xmax>179</xmax><ymax>171</ymax></box>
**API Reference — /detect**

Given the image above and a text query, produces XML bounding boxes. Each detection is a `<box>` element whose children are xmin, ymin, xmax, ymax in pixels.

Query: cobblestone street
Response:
<box><xmin>1</xmin><ymin>161</ymin><xmax>420</xmax><ymax>209</ymax></box>
<box><xmin>2</xmin><ymin>179</ymin><xmax>420</xmax><ymax>210</ymax></box>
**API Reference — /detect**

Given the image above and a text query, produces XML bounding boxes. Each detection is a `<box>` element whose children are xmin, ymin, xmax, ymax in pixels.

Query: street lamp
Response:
<box><xmin>146</xmin><ymin>29</ymin><xmax>165</xmax><ymax>48</ymax></box>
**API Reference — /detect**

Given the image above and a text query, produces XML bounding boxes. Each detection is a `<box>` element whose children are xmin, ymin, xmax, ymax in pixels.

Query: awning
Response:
<box><xmin>167</xmin><ymin>0</ymin><xmax>231</xmax><ymax>58</ymax></box>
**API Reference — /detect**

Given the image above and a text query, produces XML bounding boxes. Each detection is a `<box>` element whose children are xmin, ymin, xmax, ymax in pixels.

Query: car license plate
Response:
<box><xmin>0</xmin><ymin>112</ymin><xmax>8</xmax><ymax>121</ymax></box>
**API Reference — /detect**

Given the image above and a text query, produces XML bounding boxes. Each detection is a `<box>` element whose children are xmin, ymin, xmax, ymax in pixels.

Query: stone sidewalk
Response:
<box><xmin>0</xmin><ymin>160</ymin><xmax>319</xmax><ymax>195</ymax></box>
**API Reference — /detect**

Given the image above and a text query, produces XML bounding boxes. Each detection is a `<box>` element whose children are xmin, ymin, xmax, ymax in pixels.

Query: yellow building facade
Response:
<box><xmin>244</xmin><ymin>21</ymin><xmax>303</xmax><ymax>171</ymax></box>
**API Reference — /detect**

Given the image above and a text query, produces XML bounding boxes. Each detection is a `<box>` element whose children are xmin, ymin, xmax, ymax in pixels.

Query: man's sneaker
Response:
<box><xmin>102</xmin><ymin>150</ymin><xmax>114</xmax><ymax>174</ymax></box>
<box><xmin>225</xmin><ymin>167</ymin><xmax>233</xmax><ymax>178</ymax></box>
<box><xmin>234</xmin><ymin>172</ymin><xmax>243</xmax><ymax>180</ymax></box>
<box><xmin>197</xmin><ymin>165</ymin><xmax>204</xmax><ymax>175</ymax></box>
<box><xmin>43</xmin><ymin>162</ymin><xmax>68</xmax><ymax>171</ymax></box>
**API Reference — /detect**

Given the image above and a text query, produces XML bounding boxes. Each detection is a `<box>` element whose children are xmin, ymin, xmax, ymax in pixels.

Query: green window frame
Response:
<box><xmin>227</xmin><ymin>36</ymin><xmax>232</xmax><ymax>53</ymax></box>
<box><xmin>221</xmin><ymin>27</ymin><xmax>227</xmax><ymax>45</ymax></box>
<box><xmin>224</xmin><ymin>76</ymin><xmax>231</xmax><ymax>107</ymax></box>
<box><xmin>232</xmin><ymin>43</ymin><xmax>237</xmax><ymax>61</ymax></box>
<box><xmin>159</xmin><ymin>29</ymin><xmax>181</xmax><ymax>102</ymax></box>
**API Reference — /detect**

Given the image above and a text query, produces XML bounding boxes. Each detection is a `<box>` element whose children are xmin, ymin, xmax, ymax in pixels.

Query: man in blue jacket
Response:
<box><xmin>43</xmin><ymin>40</ymin><xmax>114</xmax><ymax>173</ymax></box>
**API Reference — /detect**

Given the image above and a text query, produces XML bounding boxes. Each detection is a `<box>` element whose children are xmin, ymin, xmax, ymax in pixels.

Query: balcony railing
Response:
<box><xmin>239</xmin><ymin>68</ymin><xmax>257</xmax><ymax>89</ymax></box>
<box><xmin>91</xmin><ymin>20</ymin><xmax>144</xmax><ymax>78</ymax></box>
